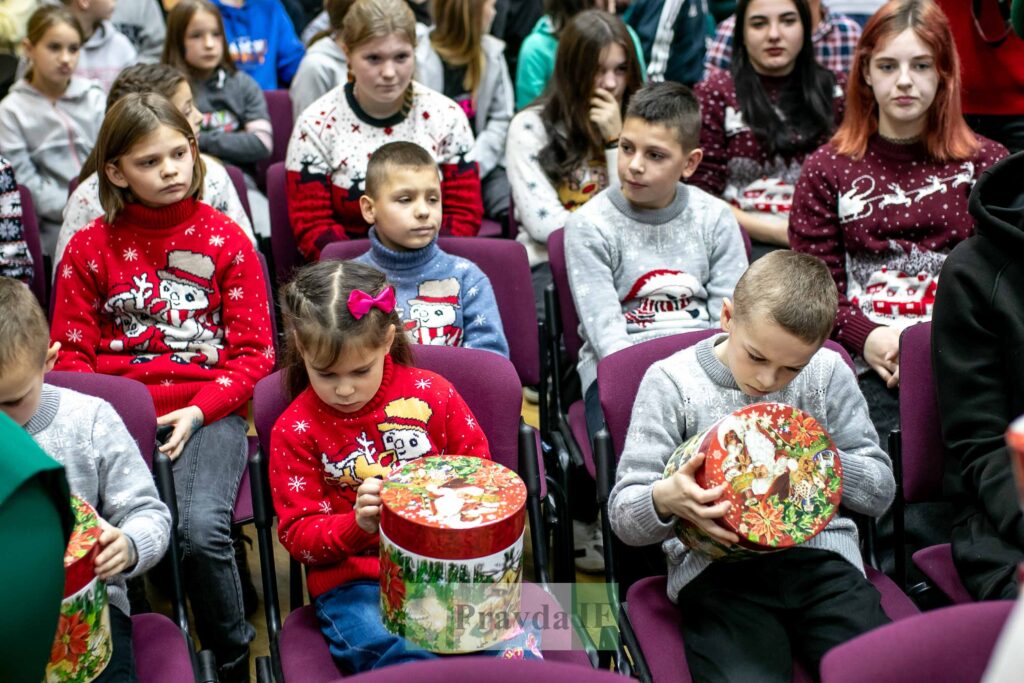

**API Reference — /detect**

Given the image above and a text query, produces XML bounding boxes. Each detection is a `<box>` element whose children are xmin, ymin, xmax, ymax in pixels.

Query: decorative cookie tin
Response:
<box><xmin>1008</xmin><ymin>414</ymin><xmax>1024</xmax><ymax>511</ymax></box>
<box><xmin>663</xmin><ymin>403</ymin><xmax>843</xmax><ymax>560</ymax></box>
<box><xmin>379</xmin><ymin>456</ymin><xmax>527</xmax><ymax>653</ymax></box>
<box><xmin>47</xmin><ymin>496</ymin><xmax>112</xmax><ymax>683</ymax></box>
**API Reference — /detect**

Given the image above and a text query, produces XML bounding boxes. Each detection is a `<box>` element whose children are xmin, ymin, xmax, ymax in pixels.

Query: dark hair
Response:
<box><xmin>162</xmin><ymin>0</ymin><xmax>237</xmax><ymax>78</ymax></box>
<box><xmin>365</xmin><ymin>141</ymin><xmax>438</xmax><ymax>198</ymax></box>
<box><xmin>731</xmin><ymin>0</ymin><xmax>837</xmax><ymax>157</ymax></box>
<box><xmin>733</xmin><ymin>250</ymin><xmax>838</xmax><ymax>344</ymax></box>
<box><xmin>280</xmin><ymin>260</ymin><xmax>413</xmax><ymax>398</ymax></box>
<box><xmin>537</xmin><ymin>10</ymin><xmax>643</xmax><ymax>184</ymax></box>
<box><xmin>308</xmin><ymin>0</ymin><xmax>357</xmax><ymax>46</ymax></box>
<box><xmin>624</xmin><ymin>82</ymin><xmax>702</xmax><ymax>151</ymax></box>
<box><xmin>544</xmin><ymin>0</ymin><xmax>601</xmax><ymax>34</ymax></box>
<box><xmin>0</xmin><ymin>276</ymin><xmax>49</xmax><ymax>372</ymax></box>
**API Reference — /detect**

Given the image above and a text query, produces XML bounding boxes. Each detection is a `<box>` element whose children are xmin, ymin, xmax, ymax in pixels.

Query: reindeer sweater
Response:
<box><xmin>789</xmin><ymin>135</ymin><xmax>1006</xmax><ymax>358</ymax></box>
<box><xmin>285</xmin><ymin>81</ymin><xmax>483</xmax><ymax>260</ymax></box>
<box><xmin>50</xmin><ymin>198</ymin><xmax>275</xmax><ymax>421</ymax></box>
<box><xmin>269</xmin><ymin>357</ymin><xmax>489</xmax><ymax>598</ymax></box>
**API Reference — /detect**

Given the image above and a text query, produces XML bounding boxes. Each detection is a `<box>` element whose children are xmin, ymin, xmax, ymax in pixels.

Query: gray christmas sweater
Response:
<box><xmin>566</xmin><ymin>183</ymin><xmax>747</xmax><ymax>393</ymax></box>
<box><xmin>26</xmin><ymin>385</ymin><xmax>171</xmax><ymax>616</ymax></box>
<box><xmin>607</xmin><ymin>335</ymin><xmax>895</xmax><ymax>601</ymax></box>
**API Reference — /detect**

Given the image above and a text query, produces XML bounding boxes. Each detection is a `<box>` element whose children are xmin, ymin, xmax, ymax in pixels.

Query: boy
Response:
<box><xmin>0</xmin><ymin>276</ymin><xmax>171</xmax><ymax>683</ymax></box>
<box><xmin>354</xmin><ymin>141</ymin><xmax>510</xmax><ymax>359</ymax></box>
<box><xmin>608</xmin><ymin>251</ymin><xmax>895</xmax><ymax>682</ymax></box>
<box><xmin>61</xmin><ymin>0</ymin><xmax>139</xmax><ymax>91</ymax></box>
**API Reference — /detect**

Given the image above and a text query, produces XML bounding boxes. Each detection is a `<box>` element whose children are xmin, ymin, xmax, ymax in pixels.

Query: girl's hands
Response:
<box><xmin>651</xmin><ymin>451</ymin><xmax>739</xmax><ymax>546</ymax></box>
<box><xmin>589</xmin><ymin>88</ymin><xmax>623</xmax><ymax>143</ymax></box>
<box><xmin>864</xmin><ymin>325</ymin><xmax>901</xmax><ymax>389</ymax></box>
<box><xmin>94</xmin><ymin>518</ymin><xmax>136</xmax><ymax>580</ymax></box>
<box><xmin>355</xmin><ymin>478</ymin><xmax>384</xmax><ymax>534</ymax></box>
<box><xmin>157</xmin><ymin>405</ymin><xmax>205</xmax><ymax>460</ymax></box>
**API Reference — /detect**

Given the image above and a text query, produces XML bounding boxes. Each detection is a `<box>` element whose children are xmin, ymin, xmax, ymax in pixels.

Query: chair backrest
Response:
<box><xmin>339</xmin><ymin>658</ymin><xmax>626</xmax><ymax>682</ymax></box>
<box><xmin>44</xmin><ymin>371</ymin><xmax>157</xmax><ymax>468</ymax></box>
<box><xmin>898</xmin><ymin>322</ymin><xmax>944</xmax><ymax>503</ymax></box>
<box><xmin>267</xmin><ymin>161</ymin><xmax>303</xmax><ymax>282</ymax></box>
<box><xmin>256</xmin><ymin>90</ymin><xmax>294</xmax><ymax>186</ymax></box>
<box><xmin>18</xmin><ymin>186</ymin><xmax>47</xmax><ymax>312</ymax></box>
<box><xmin>68</xmin><ymin>176</ymin><xmax>80</xmax><ymax>198</ymax></box>
<box><xmin>546</xmin><ymin>228</ymin><xmax>582</xmax><ymax>360</ymax></box>
<box><xmin>320</xmin><ymin>237</ymin><xmax>540</xmax><ymax>386</ymax></box>
<box><xmin>224</xmin><ymin>164</ymin><xmax>253</xmax><ymax>224</ymax></box>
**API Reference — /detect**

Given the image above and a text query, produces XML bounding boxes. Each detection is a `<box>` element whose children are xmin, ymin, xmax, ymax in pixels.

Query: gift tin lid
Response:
<box><xmin>64</xmin><ymin>496</ymin><xmax>102</xmax><ymax>596</ymax></box>
<box><xmin>380</xmin><ymin>456</ymin><xmax>527</xmax><ymax>561</ymax></box>
<box><xmin>665</xmin><ymin>402</ymin><xmax>843</xmax><ymax>552</ymax></box>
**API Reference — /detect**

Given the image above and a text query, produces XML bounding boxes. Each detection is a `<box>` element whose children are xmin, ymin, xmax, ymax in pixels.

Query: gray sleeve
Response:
<box><xmin>608</xmin><ymin>364</ymin><xmax>683</xmax><ymax>546</ymax></box>
<box><xmin>198</xmin><ymin>76</ymin><xmax>272</xmax><ymax>163</ymax></box>
<box><xmin>289</xmin><ymin>61</ymin><xmax>338</xmax><ymax>121</ymax></box>
<box><xmin>473</xmin><ymin>56</ymin><xmax>513</xmax><ymax>178</ymax></box>
<box><xmin>703</xmin><ymin>200</ymin><xmax>748</xmax><ymax>327</ymax></box>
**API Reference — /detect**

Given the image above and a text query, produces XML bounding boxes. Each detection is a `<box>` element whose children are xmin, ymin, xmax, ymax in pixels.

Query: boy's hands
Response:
<box><xmin>354</xmin><ymin>478</ymin><xmax>384</xmax><ymax>534</ymax></box>
<box><xmin>651</xmin><ymin>451</ymin><xmax>739</xmax><ymax>546</ymax></box>
<box><xmin>94</xmin><ymin>519</ymin><xmax>136</xmax><ymax>580</ymax></box>
<box><xmin>157</xmin><ymin>405</ymin><xmax>205</xmax><ymax>460</ymax></box>
<box><xmin>864</xmin><ymin>325</ymin><xmax>901</xmax><ymax>389</ymax></box>
<box><xmin>589</xmin><ymin>88</ymin><xmax>623</xmax><ymax>143</ymax></box>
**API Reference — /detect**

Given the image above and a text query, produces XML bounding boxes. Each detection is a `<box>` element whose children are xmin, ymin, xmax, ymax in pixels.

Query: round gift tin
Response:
<box><xmin>663</xmin><ymin>402</ymin><xmax>843</xmax><ymax>560</ymax></box>
<box><xmin>379</xmin><ymin>456</ymin><xmax>527</xmax><ymax>653</ymax></box>
<box><xmin>1008</xmin><ymin>414</ymin><xmax>1024</xmax><ymax>512</ymax></box>
<box><xmin>47</xmin><ymin>496</ymin><xmax>112</xmax><ymax>683</ymax></box>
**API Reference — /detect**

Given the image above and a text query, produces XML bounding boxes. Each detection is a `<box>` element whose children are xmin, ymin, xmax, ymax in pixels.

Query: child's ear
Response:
<box><xmin>680</xmin><ymin>147</ymin><xmax>704</xmax><ymax>180</ymax></box>
<box><xmin>720</xmin><ymin>298</ymin><xmax>734</xmax><ymax>332</ymax></box>
<box><xmin>44</xmin><ymin>342</ymin><xmax>60</xmax><ymax>372</ymax></box>
<box><xmin>105</xmin><ymin>162</ymin><xmax>130</xmax><ymax>189</ymax></box>
<box><xmin>20</xmin><ymin>38</ymin><xmax>32</xmax><ymax>58</ymax></box>
<box><xmin>359</xmin><ymin>194</ymin><xmax>376</xmax><ymax>225</ymax></box>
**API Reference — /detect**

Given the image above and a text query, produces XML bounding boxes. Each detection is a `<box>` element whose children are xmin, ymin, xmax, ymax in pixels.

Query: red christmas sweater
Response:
<box><xmin>51</xmin><ymin>198</ymin><xmax>275</xmax><ymax>421</ymax></box>
<box><xmin>789</xmin><ymin>135</ymin><xmax>1007</xmax><ymax>357</ymax></box>
<box><xmin>285</xmin><ymin>81</ymin><xmax>484</xmax><ymax>260</ymax></box>
<box><xmin>269</xmin><ymin>357</ymin><xmax>490</xmax><ymax>598</ymax></box>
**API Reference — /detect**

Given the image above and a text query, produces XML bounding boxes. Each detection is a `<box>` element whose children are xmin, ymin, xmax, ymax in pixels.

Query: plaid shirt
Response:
<box><xmin>704</xmin><ymin>4</ymin><xmax>862</xmax><ymax>77</ymax></box>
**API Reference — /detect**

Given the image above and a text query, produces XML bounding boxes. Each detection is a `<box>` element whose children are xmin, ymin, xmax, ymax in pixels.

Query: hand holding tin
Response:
<box><xmin>652</xmin><ymin>450</ymin><xmax>740</xmax><ymax>546</ymax></box>
<box><xmin>94</xmin><ymin>518</ymin><xmax>136</xmax><ymax>580</ymax></box>
<box><xmin>355</xmin><ymin>477</ymin><xmax>384</xmax><ymax>534</ymax></box>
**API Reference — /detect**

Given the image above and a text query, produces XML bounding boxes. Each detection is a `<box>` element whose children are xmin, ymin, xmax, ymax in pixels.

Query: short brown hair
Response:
<box><xmin>0</xmin><ymin>277</ymin><xmax>50</xmax><ymax>373</ymax></box>
<box><xmin>732</xmin><ymin>251</ymin><xmax>838</xmax><ymax>345</ymax></box>
<box><xmin>364</xmin><ymin>141</ymin><xmax>438</xmax><ymax>198</ymax></box>
<box><xmin>624</xmin><ymin>81</ymin><xmax>701</xmax><ymax>151</ymax></box>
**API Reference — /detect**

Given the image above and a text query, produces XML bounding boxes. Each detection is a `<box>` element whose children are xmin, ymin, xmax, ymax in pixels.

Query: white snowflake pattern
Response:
<box><xmin>465</xmin><ymin>415</ymin><xmax>476</xmax><ymax>429</ymax></box>
<box><xmin>262</xmin><ymin>345</ymin><xmax>276</xmax><ymax>359</ymax></box>
<box><xmin>318</xmin><ymin>500</ymin><xmax>333</xmax><ymax>515</ymax></box>
<box><xmin>216</xmin><ymin>376</ymin><xmax>233</xmax><ymax>387</ymax></box>
<box><xmin>228</xmin><ymin>286</ymin><xmax>244</xmax><ymax>301</ymax></box>
<box><xmin>288</xmin><ymin>476</ymin><xmax>307</xmax><ymax>492</ymax></box>
<box><xmin>185</xmin><ymin>226</ymin><xmax>196</xmax><ymax>235</ymax></box>
<box><xmin>300</xmin><ymin>550</ymin><xmax>315</xmax><ymax>563</ymax></box>
<box><xmin>414</xmin><ymin>378</ymin><xmax>432</xmax><ymax>390</ymax></box>
<box><xmin>232</xmin><ymin>252</ymin><xmax>246</xmax><ymax>265</ymax></box>
<box><xmin>66</xmin><ymin>328</ymin><xmax>83</xmax><ymax>343</ymax></box>
<box><xmin>161</xmin><ymin>379</ymin><xmax>174</xmax><ymax>387</ymax></box>
<box><xmin>293</xmin><ymin>420</ymin><xmax>310</xmax><ymax>433</ymax></box>
<box><xmin>467</xmin><ymin>285</ymin><xmax>479</xmax><ymax>298</ymax></box>
<box><xmin>455</xmin><ymin>262</ymin><xmax>470</xmax><ymax>271</ymax></box>
<box><xmin>472</xmin><ymin>314</ymin><xmax>486</xmax><ymax>327</ymax></box>
<box><xmin>87</xmin><ymin>260</ymin><xmax>99</xmax><ymax>273</ymax></box>
<box><xmin>123</xmin><ymin>247</ymin><xmax>138</xmax><ymax>262</ymax></box>
<box><xmin>109</xmin><ymin>491</ymin><xmax>132</xmax><ymax>508</ymax></box>
<box><xmin>209</xmin><ymin>235</ymin><xmax>225</xmax><ymax>247</ymax></box>
<box><xmin>61</xmin><ymin>264</ymin><xmax>73</xmax><ymax>279</ymax></box>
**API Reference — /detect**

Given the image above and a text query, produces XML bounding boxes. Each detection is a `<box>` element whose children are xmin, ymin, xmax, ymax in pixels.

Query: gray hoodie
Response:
<box><xmin>289</xmin><ymin>34</ymin><xmax>347</xmax><ymax>120</ymax></box>
<box><xmin>77</xmin><ymin>19</ymin><xmax>138</xmax><ymax>91</ymax></box>
<box><xmin>112</xmin><ymin>0</ymin><xmax>167</xmax><ymax>63</ymax></box>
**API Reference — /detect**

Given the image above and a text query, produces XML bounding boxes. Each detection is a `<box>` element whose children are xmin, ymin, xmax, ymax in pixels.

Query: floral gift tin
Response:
<box><xmin>663</xmin><ymin>402</ymin><xmax>843</xmax><ymax>560</ymax></box>
<box><xmin>46</xmin><ymin>496</ymin><xmax>112</xmax><ymax>683</ymax></box>
<box><xmin>379</xmin><ymin>455</ymin><xmax>527</xmax><ymax>653</ymax></box>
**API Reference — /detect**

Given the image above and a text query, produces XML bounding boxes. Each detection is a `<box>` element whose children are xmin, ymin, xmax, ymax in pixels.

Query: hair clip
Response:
<box><xmin>348</xmin><ymin>287</ymin><xmax>397</xmax><ymax>320</ymax></box>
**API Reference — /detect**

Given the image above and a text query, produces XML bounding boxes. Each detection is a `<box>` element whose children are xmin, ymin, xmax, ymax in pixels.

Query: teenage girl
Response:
<box><xmin>0</xmin><ymin>5</ymin><xmax>105</xmax><ymax>254</ymax></box>
<box><xmin>49</xmin><ymin>92</ymin><xmax>275</xmax><ymax>683</ymax></box>
<box><xmin>269</xmin><ymin>260</ymin><xmax>510</xmax><ymax>671</ymax></box>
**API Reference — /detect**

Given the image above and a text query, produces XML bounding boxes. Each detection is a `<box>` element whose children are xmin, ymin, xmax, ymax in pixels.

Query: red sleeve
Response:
<box><xmin>441</xmin><ymin>385</ymin><xmax>491</xmax><ymax>460</ymax></box>
<box><xmin>50</xmin><ymin>234</ymin><xmax>102</xmax><ymax>373</ymax></box>
<box><xmin>439</xmin><ymin>160</ymin><xmax>483</xmax><ymax>237</ymax></box>
<box><xmin>286</xmin><ymin>167</ymin><xmax>348</xmax><ymax>261</ymax></box>
<box><xmin>691</xmin><ymin>75</ymin><xmax>729</xmax><ymax>197</ymax></box>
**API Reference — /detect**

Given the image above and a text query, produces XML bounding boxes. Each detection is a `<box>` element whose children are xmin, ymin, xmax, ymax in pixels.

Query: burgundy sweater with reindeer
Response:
<box><xmin>789</xmin><ymin>135</ymin><xmax>1006</xmax><ymax>358</ymax></box>
<box><xmin>269</xmin><ymin>356</ymin><xmax>489</xmax><ymax>598</ymax></box>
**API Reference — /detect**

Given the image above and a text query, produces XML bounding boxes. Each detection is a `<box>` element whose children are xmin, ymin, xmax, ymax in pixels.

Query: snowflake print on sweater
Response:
<box><xmin>285</xmin><ymin>81</ymin><xmax>483</xmax><ymax>259</ymax></box>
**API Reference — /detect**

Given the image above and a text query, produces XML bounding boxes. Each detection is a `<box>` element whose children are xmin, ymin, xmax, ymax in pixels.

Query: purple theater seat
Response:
<box><xmin>255</xmin><ymin>90</ymin><xmax>294</xmax><ymax>190</ymax></box>
<box><xmin>132</xmin><ymin>613</ymin><xmax>196</xmax><ymax>682</ymax></box>
<box><xmin>280</xmin><ymin>606</ymin><xmax>345</xmax><ymax>683</ymax></box>
<box><xmin>912</xmin><ymin>544</ymin><xmax>973</xmax><ymax>605</ymax></box>
<box><xmin>479</xmin><ymin>219</ymin><xmax>503</xmax><ymax>238</ymax></box>
<box><xmin>18</xmin><ymin>185</ymin><xmax>47</xmax><ymax>312</ymax></box>
<box><xmin>224</xmin><ymin>164</ymin><xmax>253</xmax><ymax>223</ymax></box>
<box><xmin>820</xmin><ymin>601</ymin><xmax>1014</xmax><ymax>683</ymax></box>
<box><xmin>342</xmin><ymin>657</ymin><xmax>630</xmax><ymax>682</ymax></box>
<box><xmin>267</xmin><ymin>161</ymin><xmax>303</xmax><ymax>282</ymax></box>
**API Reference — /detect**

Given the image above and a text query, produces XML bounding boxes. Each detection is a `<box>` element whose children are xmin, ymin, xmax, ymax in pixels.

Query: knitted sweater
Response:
<box><xmin>789</xmin><ymin>135</ymin><xmax>1007</xmax><ymax>357</ymax></box>
<box><xmin>26</xmin><ymin>384</ymin><xmax>171</xmax><ymax>616</ymax></box>
<box><xmin>608</xmin><ymin>335</ymin><xmax>895</xmax><ymax>601</ymax></box>
<box><xmin>506</xmin><ymin>106</ymin><xmax>619</xmax><ymax>266</ymax></box>
<box><xmin>57</xmin><ymin>155</ymin><xmax>255</xmax><ymax>270</ymax></box>
<box><xmin>50</xmin><ymin>198</ymin><xmax>275</xmax><ymax>421</ymax></box>
<box><xmin>212</xmin><ymin>0</ymin><xmax>306</xmax><ymax>90</ymax></box>
<box><xmin>353</xmin><ymin>229</ymin><xmax>509</xmax><ymax>358</ymax></box>
<box><xmin>285</xmin><ymin>81</ymin><xmax>483</xmax><ymax>259</ymax></box>
<box><xmin>0</xmin><ymin>155</ymin><xmax>31</xmax><ymax>283</ymax></box>
<box><xmin>691</xmin><ymin>68</ymin><xmax>845</xmax><ymax>218</ymax></box>
<box><xmin>269</xmin><ymin>357</ymin><xmax>490</xmax><ymax>598</ymax></box>
<box><xmin>566</xmin><ymin>184</ymin><xmax>747</xmax><ymax>392</ymax></box>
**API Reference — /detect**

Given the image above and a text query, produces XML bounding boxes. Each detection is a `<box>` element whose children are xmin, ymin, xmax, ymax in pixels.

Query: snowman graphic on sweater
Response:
<box><xmin>623</xmin><ymin>269</ymin><xmax>706</xmax><ymax>330</ymax></box>
<box><xmin>405</xmin><ymin>278</ymin><xmax>464</xmax><ymax>347</ymax></box>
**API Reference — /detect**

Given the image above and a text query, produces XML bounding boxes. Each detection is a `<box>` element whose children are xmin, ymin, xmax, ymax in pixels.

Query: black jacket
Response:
<box><xmin>934</xmin><ymin>151</ymin><xmax>1024</xmax><ymax>600</ymax></box>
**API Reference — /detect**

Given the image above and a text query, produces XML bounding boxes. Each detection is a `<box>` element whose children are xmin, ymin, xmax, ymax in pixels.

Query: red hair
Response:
<box><xmin>831</xmin><ymin>0</ymin><xmax>978</xmax><ymax>162</ymax></box>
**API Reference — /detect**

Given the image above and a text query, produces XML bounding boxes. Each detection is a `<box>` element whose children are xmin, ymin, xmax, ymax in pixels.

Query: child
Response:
<box><xmin>269</xmin><ymin>260</ymin><xmax>492</xmax><ymax>672</ymax></box>
<box><xmin>0</xmin><ymin>276</ymin><xmax>171</xmax><ymax>683</ymax></box>
<box><xmin>57</xmin><ymin>62</ymin><xmax>255</xmax><ymax>270</ymax></box>
<box><xmin>60</xmin><ymin>0</ymin><xmax>139</xmax><ymax>91</ymax></box>
<box><xmin>566</xmin><ymin>81</ymin><xmax>748</xmax><ymax>442</ymax></box>
<box><xmin>211</xmin><ymin>0</ymin><xmax>306</xmax><ymax>90</ymax></box>
<box><xmin>49</xmin><ymin>93</ymin><xmax>274</xmax><ymax>683</ymax></box>
<box><xmin>353</xmin><ymin>142</ymin><xmax>509</xmax><ymax>358</ymax></box>
<box><xmin>608</xmin><ymin>250</ymin><xmax>896</xmax><ymax>681</ymax></box>
<box><xmin>0</xmin><ymin>156</ymin><xmax>32</xmax><ymax>283</ymax></box>
<box><xmin>290</xmin><ymin>0</ymin><xmax>354</xmax><ymax>120</ymax></box>
<box><xmin>0</xmin><ymin>6</ymin><xmax>105</xmax><ymax>254</ymax></box>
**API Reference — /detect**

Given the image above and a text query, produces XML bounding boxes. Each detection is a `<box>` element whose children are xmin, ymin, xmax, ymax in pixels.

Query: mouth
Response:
<box><xmin>624</xmin><ymin>179</ymin><xmax>647</xmax><ymax>190</ymax></box>
<box><xmin>765</xmin><ymin>47</ymin><xmax>785</xmax><ymax>56</ymax></box>
<box><xmin>893</xmin><ymin>96</ymin><xmax>917</xmax><ymax>105</ymax></box>
<box><xmin>410</xmin><ymin>226</ymin><xmax>437</xmax><ymax>234</ymax></box>
<box><xmin>162</xmin><ymin>183</ymin><xmax>186</xmax><ymax>194</ymax></box>
<box><xmin>745</xmin><ymin>384</ymin><xmax>770</xmax><ymax>397</ymax></box>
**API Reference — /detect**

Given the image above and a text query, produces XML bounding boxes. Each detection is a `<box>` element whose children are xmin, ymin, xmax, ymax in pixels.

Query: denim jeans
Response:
<box><xmin>172</xmin><ymin>415</ymin><xmax>254</xmax><ymax>672</ymax></box>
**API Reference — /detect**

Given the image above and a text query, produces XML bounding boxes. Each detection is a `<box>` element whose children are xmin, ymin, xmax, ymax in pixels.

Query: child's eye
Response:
<box><xmin>615</xmin><ymin>65</ymin><xmax>627</xmax><ymax>74</ymax></box>
<box><xmin>317</xmin><ymin>371</ymin><xmax>335</xmax><ymax>379</ymax></box>
<box><xmin>428</xmin><ymin>196</ymin><xmax>440</xmax><ymax>203</ymax></box>
<box><xmin>914</xmin><ymin>61</ymin><xmax>933</xmax><ymax>71</ymax></box>
<box><xmin>748</xmin><ymin>353</ymin><xmax>765</xmax><ymax>363</ymax></box>
<box><xmin>621</xmin><ymin>143</ymin><xmax>633</xmax><ymax>153</ymax></box>
<box><xmin>648</xmin><ymin>152</ymin><xmax>663</xmax><ymax>161</ymax></box>
<box><xmin>877</xmin><ymin>63</ymin><xmax>895</xmax><ymax>72</ymax></box>
<box><xmin>395</xmin><ymin>52</ymin><xmax>411</xmax><ymax>62</ymax></box>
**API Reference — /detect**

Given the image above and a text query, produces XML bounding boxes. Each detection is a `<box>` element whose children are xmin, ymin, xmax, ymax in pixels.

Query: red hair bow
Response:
<box><xmin>347</xmin><ymin>287</ymin><xmax>397</xmax><ymax>320</ymax></box>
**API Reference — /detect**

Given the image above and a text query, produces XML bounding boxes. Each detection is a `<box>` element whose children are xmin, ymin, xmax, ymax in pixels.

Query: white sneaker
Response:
<box><xmin>573</xmin><ymin>519</ymin><xmax>605</xmax><ymax>573</ymax></box>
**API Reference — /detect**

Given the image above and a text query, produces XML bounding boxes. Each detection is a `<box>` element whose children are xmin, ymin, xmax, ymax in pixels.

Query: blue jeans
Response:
<box><xmin>172</xmin><ymin>415</ymin><xmax>253</xmax><ymax>672</ymax></box>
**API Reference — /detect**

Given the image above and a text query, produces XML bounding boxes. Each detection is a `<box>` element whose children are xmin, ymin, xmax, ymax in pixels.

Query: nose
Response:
<box><xmin>767</xmin><ymin>20</ymin><xmax>781</xmax><ymax>40</ymax></box>
<box><xmin>599</xmin><ymin>69</ymin><xmax>617</xmax><ymax>91</ymax></box>
<box><xmin>335</xmin><ymin>381</ymin><xmax>355</xmax><ymax>398</ymax></box>
<box><xmin>161</xmin><ymin>157</ymin><xmax>179</xmax><ymax>178</ymax></box>
<box><xmin>414</xmin><ymin>199</ymin><xmax>429</xmax><ymax>218</ymax></box>
<box><xmin>628</xmin><ymin>151</ymin><xmax>644</xmax><ymax>175</ymax></box>
<box><xmin>204</xmin><ymin>34</ymin><xmax>215</xmax><ymax>49</ymax></box>
<box><xmin>381</xmin><ymin>60</ymin><xmax>396</xmax><ymax>79</ymax></box>
<box><xmin>896</xmin><ymin>65</ymin><xmax>913</xmax><ymax>88</ymax></box>
<box><xmin>756</xmin><ymin>369</ymin><xmax>777</xmax><ymax>392</ymax></box>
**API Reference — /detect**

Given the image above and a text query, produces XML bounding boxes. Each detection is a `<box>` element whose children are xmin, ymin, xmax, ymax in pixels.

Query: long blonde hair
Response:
<box><xmin>429</xmin><ymin>0</ymin><xmax>484</xmax><ymax>96</ymax></box>
<box><xmin>342</xmin><ymin>0</ymin><xmax>417</xmax><ymax>53</ymax></box>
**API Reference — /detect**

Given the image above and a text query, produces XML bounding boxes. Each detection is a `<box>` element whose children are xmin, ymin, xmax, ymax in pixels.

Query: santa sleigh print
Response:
<box><xmin>838</xmin><ymin>161</ymin><xmax>976</xmax><ymax>224</ymax></box>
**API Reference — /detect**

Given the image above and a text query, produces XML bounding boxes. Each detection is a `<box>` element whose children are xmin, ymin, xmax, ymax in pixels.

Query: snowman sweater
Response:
<box><xmin>566</xmin><ymin>183</ymin><xmax>748</xmax><ymax>392</ymax></box>
<box><xmin>285</xmin><ymin>81</ymin><xmax>483</xmax><ymax>260</ymax></box>
<box><xmin>354</xmin><ymin>229</ymin><xmax>509</xmax><ymax>358</ymax></box>
<box><xmin>50</xmin><ymin>198</ymin><xmax>275</xmax><ymax>421</ymax></box>
<box><xmin>269</xmin><ymin>357</ymin><xmax>490</xmax><ymax>598</ymax></box>
<box><xmin>789</xmin><ymin>135</ymin><xmax>1006</xmax><ymax>358</ymax></box>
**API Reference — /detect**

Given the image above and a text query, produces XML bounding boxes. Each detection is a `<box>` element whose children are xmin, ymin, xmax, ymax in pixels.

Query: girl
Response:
<box><xmin>506</xmin><ymin>10</ymin><xmax>642</xmax><ymax>268</ymax></box>
<box><xmin>691</xmin><ymin>0</ymin><xmax>844</xmax><ymax>255</ymax></box>
<box><xmin>49</xmin><ymin>93</ymin><xmax>275</xmax><ymax>683</ymax></box>
<box><xmin>0</xmin><ymin>6</ymin><xmax>105</xmax><ymax>255</ymax></box>
<box><xmin>269</xmin><ymin>260</ymin><xmax>496</xmax><ymax>672</ymax></box>
<box><xmin>0</xmin><ymin>156</ymin><xmax>32</xmax><ymax>283</ymax></box>
<box><xmin>57</xmin><ymin>62</ymin><xmax>256</xmax><ymax>270</ymax></box>
<box><xmin>417</xmin><ymin>0</ymin><xmax>514</xmax><ymax>225</ymax></box>
<box><xmin>285</xmin><ymin>0</ymin><xmax>481</xmax><ymax>260</ymax></box>
<box><xmin>290</xmin><ymin>0</ymin><xmax>356</xmax><ymax>120</ymax></box>
<box><xmin>789</xmin><ymin>0</ymin><xmax>1007</xmax><ymax>441</ymax></box>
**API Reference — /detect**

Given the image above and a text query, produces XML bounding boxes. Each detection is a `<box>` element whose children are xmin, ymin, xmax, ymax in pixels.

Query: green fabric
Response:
<box><xmin>0</xmin><ymin>412</ymin><xmax>71</xmax><ymax>683</ymax></box>
<box><xmin>1013</xmin><ymin>0</ymin><xmax>1024</xmax><ymax>38</ymax></box>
